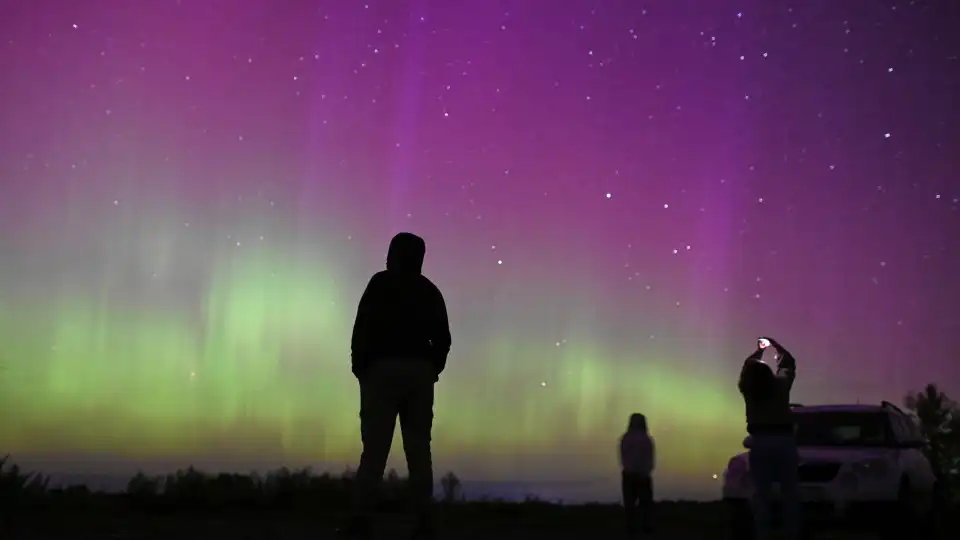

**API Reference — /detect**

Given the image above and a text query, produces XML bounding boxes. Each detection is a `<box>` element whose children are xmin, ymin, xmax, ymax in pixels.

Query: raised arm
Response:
<box><xmin>738</xmin><ymin>348</ymin><xmax>765</xmax><ymax>395</ymax></box>
<box><xmin>771</xmin><ymin>340</ymin><xmax>797</xmax><ymax>390</ymax></box>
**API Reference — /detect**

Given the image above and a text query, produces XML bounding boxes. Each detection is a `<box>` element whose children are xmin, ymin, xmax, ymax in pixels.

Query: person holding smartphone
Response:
<box><xmin>738</xmin><ymin>337</ymin><xmax>800</xmax><ymax>540</ymax></box>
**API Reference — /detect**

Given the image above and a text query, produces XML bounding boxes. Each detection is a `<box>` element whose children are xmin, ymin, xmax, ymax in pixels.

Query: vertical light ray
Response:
<box><xmin>387</xmin><ymin>0</ymin><xmax>428</xmax><ymax>234</ymax></box>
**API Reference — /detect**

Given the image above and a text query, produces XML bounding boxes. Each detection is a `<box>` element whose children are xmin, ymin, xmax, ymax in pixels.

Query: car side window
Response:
<box><xmin>892</xmin><ymin>413</ymin><xmax>927</xmax><ymax>445</ymax></box>
<box><xmin>902</xmin><ymin>415</ymin><xmax>923</xmax><ymax>443</ymax></box>
<box><xmin>887</xmin><ymin>413</ymin><xmax>907</xmax><ymax>442</ymax></box>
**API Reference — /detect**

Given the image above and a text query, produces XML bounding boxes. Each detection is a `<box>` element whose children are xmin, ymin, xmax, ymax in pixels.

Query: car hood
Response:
<box><xmin>797</xmin><ymin>446</ymin><xmax>895</xmax><ymax>462</ymax></box>
<box><xmin>733</xmin><ymin>446</ymin><xmax>896</xmax><ymax>464</ymax></box>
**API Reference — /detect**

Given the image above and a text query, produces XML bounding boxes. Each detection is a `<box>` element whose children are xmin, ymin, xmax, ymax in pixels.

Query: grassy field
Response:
<box><xmin>5</xmin><ymin>498</ymin><xmax>950</xmax><ymax>539</ymax></box>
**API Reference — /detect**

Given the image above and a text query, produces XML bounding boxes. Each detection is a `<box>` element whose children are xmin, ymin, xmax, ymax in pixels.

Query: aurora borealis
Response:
<box><xmin>1</xmin><ymin>1</ymin><xmax>958</xmax><ymax>501</ymax></box>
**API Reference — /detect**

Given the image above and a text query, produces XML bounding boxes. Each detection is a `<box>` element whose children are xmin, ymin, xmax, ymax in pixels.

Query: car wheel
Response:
<box><xmin>912</xmin><ymin>485</ymin><xmax>936</xmax><ymax>539</ymax></box>
<box><xmin>885</xmin><ymin>478</ymin><xmax>932</xmax><ymax>540</ymax></box>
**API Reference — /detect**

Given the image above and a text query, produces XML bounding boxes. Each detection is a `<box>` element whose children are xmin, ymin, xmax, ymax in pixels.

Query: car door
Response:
<box><xmin>887</xmin><ymin>414</ymin><xmax>910</xmax><ymax>481</ymax></box>
<box><xmin>900</xmin><ymin>416</ymin><xmax>937</xmax><ymax>491</ymax></box>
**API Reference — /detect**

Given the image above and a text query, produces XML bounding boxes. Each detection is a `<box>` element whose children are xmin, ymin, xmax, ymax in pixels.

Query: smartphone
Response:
<box><xmin>758</xmin><ymin>337</ymin><xmax>772</xmax><ymax>349</ymax></box>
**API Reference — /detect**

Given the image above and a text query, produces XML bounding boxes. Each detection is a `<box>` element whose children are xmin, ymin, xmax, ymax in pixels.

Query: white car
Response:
<box><xmin>722</xmin><ymin>402</ymin><xmax>936</xmax><ymax>538</ymax></box>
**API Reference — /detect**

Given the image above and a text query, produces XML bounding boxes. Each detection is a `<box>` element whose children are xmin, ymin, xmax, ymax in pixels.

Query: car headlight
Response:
<box><xmin>851</xmin><ymin>458</ymin><xmax>890</xmax><ymax>478</ymax></box>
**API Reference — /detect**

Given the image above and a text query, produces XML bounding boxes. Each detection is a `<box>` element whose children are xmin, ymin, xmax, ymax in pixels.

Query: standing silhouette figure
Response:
<box><xmin>619</xmin><ymin>412</ymin><xmax>656</xmax><ymax>536</ymax></box>
<box><xmin>738</xmin><ymin>337</ymin><xmax>800</xmax><ymax>540</ymax></box>
<box><xmin>341</xmin><ymin>232</ymin><xmax>452</xmax><ymax>540</ymax></box>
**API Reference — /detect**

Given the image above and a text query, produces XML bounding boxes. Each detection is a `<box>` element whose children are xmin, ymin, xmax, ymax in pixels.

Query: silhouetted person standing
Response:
<box><xmin>341</xmin><ymin>232</ymin><xmax>452</xmax><ymax>540</ymax></box>
<box><xmin>739</xmin><ymin>337</ymin><xmax>800</xmax><ymax>540</ymax></box>
<box><xmin>619</xmin><ymin>413</ymin><xmax>655</xmax><ymax>537</ymax></box>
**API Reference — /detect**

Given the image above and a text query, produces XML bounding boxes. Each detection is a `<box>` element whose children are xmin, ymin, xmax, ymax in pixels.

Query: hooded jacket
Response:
<box><xmin>738</xmin><ymin>340</ymin><xmax>797</xmax><ymax>435</ymax></box>
<box><xmin>350</xmin><ymin>232</ymin><xmax>451</xmax><ymax>380</ymax></box>
<box><xmin>620</xmin><ymin>413</ymin><xmax>655</xmax><ymax>475</ymax></box>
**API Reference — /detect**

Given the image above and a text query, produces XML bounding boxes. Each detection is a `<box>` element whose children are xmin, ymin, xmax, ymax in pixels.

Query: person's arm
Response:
<box><xmin>429</xmin><ymin>285</ymin><xmax>452</xmax><ymax>378</ymax></box>
<box><xmin>738</xmin><ymin>348</ymin><xmax>765</xmax><ymax>394</ymax></box>
<box><xmin>769</xmin><ymin>339</ymin><xmax>797</xmax><ymax>390</ymax></box>
<box><xmin>618</xmin><ymin>436</ymin><xmax>626</xmax><ymax>469</ymax></box>
<box><xmin>649</xmin><ymin>438</ymin><xmax>656</xmax><ymax>472</ymax></box>
<box><xmin>350</xmin><ymin>275</ymin><xmax>380</xmax><ymax>380</ymax></box>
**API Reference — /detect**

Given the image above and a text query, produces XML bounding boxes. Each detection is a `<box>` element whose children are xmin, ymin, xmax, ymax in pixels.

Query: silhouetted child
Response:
<box><xmin>620</xmin><ymin>413</ymin><xmax>655</xmax><ymax>536</ymax></box>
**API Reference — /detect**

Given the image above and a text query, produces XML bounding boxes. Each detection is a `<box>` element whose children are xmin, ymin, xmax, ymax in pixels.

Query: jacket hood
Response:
<box><xmin>386</xmin><ymin>232</ymin><xmax>426</xmax><ymax>274</ymax></box>
<box><xmin>627</xmin><ymin>413</ymin><xmax>648</xmax><ymax>433</ymax></box>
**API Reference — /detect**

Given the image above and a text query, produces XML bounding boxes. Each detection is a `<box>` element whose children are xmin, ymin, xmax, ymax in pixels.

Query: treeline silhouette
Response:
<box><xmin>1</xmin><ymin>383</ymin><xmax>958</xmax><ymax>525</ymax></box>
<box><xmin>2</xmin><ymin>461</ymin><xmax>697</xmax><ymax>536</ymax></box>
<box><xmin>1</xmin><ymin>462</ymin><xmax>477</xmax><ymax>514</ymax></box>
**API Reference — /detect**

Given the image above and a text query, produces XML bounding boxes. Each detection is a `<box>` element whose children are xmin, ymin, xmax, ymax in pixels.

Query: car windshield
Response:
<box><xmin>793</xmin><ymin>411</ymin><xmax>893</xmax><ymax>447</ymax></box>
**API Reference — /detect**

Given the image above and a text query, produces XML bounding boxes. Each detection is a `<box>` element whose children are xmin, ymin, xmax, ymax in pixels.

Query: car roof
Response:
<box><xmin>793</xmin><ymin>404</ymin><xmax>890</xmax><ymax>414</ymax></box>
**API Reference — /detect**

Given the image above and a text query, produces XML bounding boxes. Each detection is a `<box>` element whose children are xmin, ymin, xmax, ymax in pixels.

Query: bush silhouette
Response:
<box><xmin>904</xmin><ymin>384</ymin><xmax>960</xmax><ymax>506</ymax></box>
<box><xmin>1</xmin><ymin>455</ymin><xmax>49</xmax><ymax>499</ymax></box>
<box><xmin>440</xmin><ymin>471</ymin><xmax>462</xmax><ymax>503</ymax></box>
<box><xmin>126</xmin><ymin>471</ymin><xmax>162</xmax><ymax>498</ymax></box>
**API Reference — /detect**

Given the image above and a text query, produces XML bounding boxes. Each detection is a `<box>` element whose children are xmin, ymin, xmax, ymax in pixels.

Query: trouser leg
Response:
<box><xmin>353</xmin><ymin>381</ymin><xmax>398</xmax><ymax>516</ymax></box>
<box><xmin>399</xmin><ymin>376</ymin><xmax>435</xmax><ymax>516</ymax></box>
<box><xmin>776</xmin><ymin>436</ymin><xmax>802</xmax><ymax>540</ymax></box>
<box><xmin>637</xmin><ymin>474</ymin><xmax>654</xmax><ymax>532</ymax></box>
<box><xmin>749</xmin><ymin>440</ymin><xmax>774</xmax><ymax>540</ymax></box>
<box><xmin>622</xmin><ymin>472</ymin><xmax>640</xmax><ymax>533</ymax></box>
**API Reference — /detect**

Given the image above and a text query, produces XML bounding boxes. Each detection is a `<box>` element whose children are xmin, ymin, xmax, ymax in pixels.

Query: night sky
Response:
<box><xmin>1</xmin><ymin>0</ymin><xmax>958</xmax><ymax>501</ymax></box>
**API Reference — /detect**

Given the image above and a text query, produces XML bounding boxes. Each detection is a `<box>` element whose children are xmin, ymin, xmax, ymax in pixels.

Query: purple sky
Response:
<box><xmin>0</xmin><ymin>0</ymin><xmax>958</xmax><ymax>501</ymax></box>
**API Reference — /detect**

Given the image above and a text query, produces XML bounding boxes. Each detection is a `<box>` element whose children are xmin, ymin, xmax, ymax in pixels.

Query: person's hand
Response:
<box><xmin>758</xmin><ymin>336</ymin><xmax>786</xmax><ymax>357</ymax></box>
<box><xmin>761</xmin><ymin>336</ymin><xmax>784</xmax><ymax>350</ymax></box>
<box><xmin>760</xmin><ymin>336</ymin><xmax>794</xmax><ymax>365</ymax></box>
<box><xmin>352</xmin><ymin>363</ymin><xmax>366</xmax><ymax>383</ymax></box>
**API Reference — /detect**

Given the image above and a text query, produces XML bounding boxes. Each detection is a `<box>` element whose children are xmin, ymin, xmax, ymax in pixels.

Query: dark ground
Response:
<box><xmin>5</xmin><ymin>499</ymin><xmax>955</xmax><ymax>540</ymax></box>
